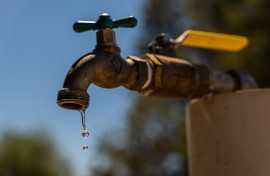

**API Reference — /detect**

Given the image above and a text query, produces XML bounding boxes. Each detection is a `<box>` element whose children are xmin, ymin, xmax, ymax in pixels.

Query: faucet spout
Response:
<box><xmin>57</xmin><ymin>50</ymin><xmax>146</xmax><ymax>110</ymax></box>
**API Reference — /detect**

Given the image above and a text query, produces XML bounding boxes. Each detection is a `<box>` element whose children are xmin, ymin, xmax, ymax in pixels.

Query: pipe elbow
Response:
<box><xmin>57</xmin><ymin>51</ymin><xmax>141</xmax><ymax>110</ymax></box>
<box><xmin>62</xmin><ymin>52</ymin><xmax>125</xmax><ymax>90</ymax></box>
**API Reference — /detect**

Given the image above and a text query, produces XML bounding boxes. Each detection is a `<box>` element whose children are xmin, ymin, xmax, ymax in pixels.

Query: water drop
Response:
<box><xmin>81</xmin><ymin>129</ymin><xmax>89</xmax><ymax>138</ymax></box>
<box><xmin>78</xmin><ymin>110</ymin><xmax>86</xmax><ymax>130</ymax></box>
<box><xmin>78</xmin><ymin>110</ymin><xmax>90</xmax><ymax>151</ymax></box>
<box><xmin>83</xmin><ymin>145</ymin><xmax>89</xmax><ymax>150</ymax></box>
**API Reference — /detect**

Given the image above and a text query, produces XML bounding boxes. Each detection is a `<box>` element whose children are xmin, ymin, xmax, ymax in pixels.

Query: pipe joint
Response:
<box><xmin>138</xmin><ymin>54</ymin><xmax>210</xmax><ymax>98</ymax></box>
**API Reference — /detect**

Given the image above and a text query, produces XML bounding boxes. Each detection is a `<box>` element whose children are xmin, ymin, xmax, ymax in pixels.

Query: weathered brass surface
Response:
<box><xmin>57</xmin><ymin>23</ymin><xmax>212</xmax><ymax>110</ymax></box>
<box><xmin>139</xmin><ymin>54</ymin><xmax>210</xmax><ymax>98</ymax></box>
<box><xmin>57</xmin><ymin>14</ymin><xmax>257</xmax><ymax>111</ymax></box>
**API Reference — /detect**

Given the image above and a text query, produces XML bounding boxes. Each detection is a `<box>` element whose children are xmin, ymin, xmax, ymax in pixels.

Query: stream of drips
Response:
<box><xmin>78</xmin><ymin>110</ymin><xmax>89</xmax><ymax>150</ymax></box>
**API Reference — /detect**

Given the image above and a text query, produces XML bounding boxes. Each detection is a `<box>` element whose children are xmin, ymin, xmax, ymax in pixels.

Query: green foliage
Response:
<box><xmin>0</xmin><ymin>132</ymin><xmax>72</xmax><ymax>176</ymax></box>
<box><xmin>91</xmin><ymin>97</ymin><xmax>187</xmax><ymax>176</ymax></box>
<box><xmin>188</xmin><ymin>0</ymin><xmax>270</xmax><ymax>86</ymax></box>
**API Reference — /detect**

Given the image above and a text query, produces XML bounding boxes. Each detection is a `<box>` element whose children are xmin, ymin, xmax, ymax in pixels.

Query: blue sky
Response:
<box><xmin>0</xmin><ymin>0</ymin><xmax>144</xmax><ymax>175</ymax></box>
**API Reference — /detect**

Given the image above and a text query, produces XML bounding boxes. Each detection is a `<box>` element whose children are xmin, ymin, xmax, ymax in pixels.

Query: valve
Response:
<box><xmin>149</xmin><ymin>30</ymin><xmax>249</xmax><ymax>56</ymax></box>
<box><xmin>73</xmin><ymin>13</ymin><xmax>137</xmax><ymax>33</ymax></box>
<box><xmin>148</xmin><ymin>33</ymin><xmax>178</xmax><ymax>57</ymax></box>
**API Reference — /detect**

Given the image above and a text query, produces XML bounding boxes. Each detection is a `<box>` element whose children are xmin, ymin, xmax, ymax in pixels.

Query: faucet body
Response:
<box><xmin>57</xmin><ymin>17</ymin><xmax>257</xmax><ymax>111</ymax></box>
<box><xmin>57</xmin><ymin>44</ymin><xmax>210</xmax><ymax>110</ymax></box>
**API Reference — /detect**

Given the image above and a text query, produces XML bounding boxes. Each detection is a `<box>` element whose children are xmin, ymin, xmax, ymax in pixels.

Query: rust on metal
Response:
<box><xmin>57</xmin><ymin>14</ymin><xmax>257</xmax><ymax>111</ymax></box>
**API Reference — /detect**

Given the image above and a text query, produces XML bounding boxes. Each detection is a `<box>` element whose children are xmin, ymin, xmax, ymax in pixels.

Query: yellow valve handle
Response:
<box><xmin>175</xmin><ymin>30</ymin><xmax>249</xmax><ymax>52</ymax></box>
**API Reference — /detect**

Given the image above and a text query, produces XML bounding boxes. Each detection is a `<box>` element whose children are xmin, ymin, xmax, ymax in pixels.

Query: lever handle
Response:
<box><xmin>73</xmin><ymin>13</ymin><xmax>137</xmax><ymax>33</ymax></box>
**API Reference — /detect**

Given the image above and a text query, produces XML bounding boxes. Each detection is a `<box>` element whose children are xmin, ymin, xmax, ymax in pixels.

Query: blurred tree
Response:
<box><xmin>188</xmin><ymin>0</ymin><xmax>270</xmax><ymax>86</ymax></box>
<box><xmin>136</xmin><ymin>0</ymin><xmax>190</xmax><ymax>55</ymax></box>
<box><xmin>91</xmin><ymin>97</ymin><xmax>187</xmax><ymax>176</ymax></box>
<box><xmin>0</xmin><ymin>132</ymin><xmax>72</xmax><ymax>176</ymax></box>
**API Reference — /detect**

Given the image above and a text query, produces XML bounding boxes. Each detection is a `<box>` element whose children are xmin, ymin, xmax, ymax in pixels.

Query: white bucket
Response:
<box><xmin>186</xmin><ymin>89</ymin><xmax>270</xmax><ymax>176</ymax></box>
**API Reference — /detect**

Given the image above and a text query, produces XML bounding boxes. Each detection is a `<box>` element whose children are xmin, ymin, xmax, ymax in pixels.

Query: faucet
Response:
<box><xmin>57</xmin><ymin>13</ymin><xmax>257</xmax><ymax>111</ymax></box>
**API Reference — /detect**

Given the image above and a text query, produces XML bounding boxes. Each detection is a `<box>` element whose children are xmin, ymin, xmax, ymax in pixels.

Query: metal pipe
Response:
<box><xmin>135</xmin><ymin>54</ymin><xmax>210</xmax><ymax>98</ymax></box>
<box><xmin>210</xmin><ymin>71</ymin><xmax>258</xmax><ymax>93</ymax></box>
<box><xmin>57</xmin><ymin>51</ymin><xmax>212</xmax><ymax>110</ymax></box>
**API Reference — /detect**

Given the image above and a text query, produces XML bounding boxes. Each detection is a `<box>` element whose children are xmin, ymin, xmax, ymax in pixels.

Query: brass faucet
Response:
<box><xmin>57</xmin><ymin>13</ymin><xmax>257</xmax><ymax>111</ymax></box>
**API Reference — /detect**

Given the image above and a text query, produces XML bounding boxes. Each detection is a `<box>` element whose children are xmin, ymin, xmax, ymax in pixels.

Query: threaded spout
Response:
<box><xmin>57</xmin><ymin>88</ymin><xmax>90</xmax><ymax>110</ymax></box>
<box><xmin>56</xmin><ymin>50</ymin><xmax>148</xmax><ymax>110</ymax></box>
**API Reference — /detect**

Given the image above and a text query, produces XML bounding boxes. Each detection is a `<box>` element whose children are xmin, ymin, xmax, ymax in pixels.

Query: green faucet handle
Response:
<box><xmin>73</xmin><ymin>13</ymin><xmax>137</xmax><ymax>33</ymax></box>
